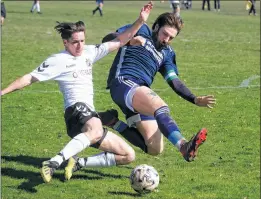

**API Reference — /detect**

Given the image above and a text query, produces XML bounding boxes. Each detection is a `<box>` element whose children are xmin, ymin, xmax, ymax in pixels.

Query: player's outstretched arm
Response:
<box><xmin>106</xmin><ymin>1</ymin><xmax>153</xmax><ymax>52</ymax></box>
<box><xmin>194</xmin><ymin>95</ymin><xmax>216</xmax><ymax>109</ymax></box>
<box><xmin>1</xmin><ymin>74</ymin><xmax>38</xmax><ymax>96</ymax></box>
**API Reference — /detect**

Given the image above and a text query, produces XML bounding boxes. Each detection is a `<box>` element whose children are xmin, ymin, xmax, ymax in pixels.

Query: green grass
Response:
<box><xmin>1</xmin><ymin>1</ymin><xmax>260</xmax><ymax>199</ymax></box>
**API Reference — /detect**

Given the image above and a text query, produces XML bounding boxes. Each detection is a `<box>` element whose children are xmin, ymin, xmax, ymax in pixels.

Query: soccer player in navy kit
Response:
<box><xmin>99</xmin><ymin>13</ymin><xmax>216</xmax><ymax>162</ymax></box>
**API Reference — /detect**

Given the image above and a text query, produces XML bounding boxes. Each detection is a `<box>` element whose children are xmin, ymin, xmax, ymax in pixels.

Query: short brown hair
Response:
<box><xmin>54</xmin><ymin>21</ymin><xmax>85</xmax><ymax>40</ymax></box>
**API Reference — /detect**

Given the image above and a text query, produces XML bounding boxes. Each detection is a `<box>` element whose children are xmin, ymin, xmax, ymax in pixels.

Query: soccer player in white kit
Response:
<box><xmin>1</xmin><ymin>1</ymin><xmax>153</xmax><ymax>183</ymax></box>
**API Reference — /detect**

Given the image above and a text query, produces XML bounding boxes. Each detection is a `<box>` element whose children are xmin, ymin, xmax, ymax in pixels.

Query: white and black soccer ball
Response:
<box><xmin>129</xmin><ymin>164</ymin><xmax>159</xmax><ymax>194</ymax></box>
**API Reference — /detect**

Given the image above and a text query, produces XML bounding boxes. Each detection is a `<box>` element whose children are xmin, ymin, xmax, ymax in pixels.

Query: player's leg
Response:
<box><xmin>109</xmin><ymin>77</ymin><xmax>183</xmax><ymax>155</ymax></box>
<box><xmin>99</xmin><ymin>110</ymin><xmax>164</xmax><ymax>155</ymax></box>
<box><xmin>99</xmin><ymin>109</ymin><xmax>164</xmax><ymax>155</ymax></box>
<box><xmin>40</xmin><ymin>103</ymin><xmax>105</xmax><ymax>183</ymax></box>
<box><xmin>172</xmin><ymin>2</ymin><xmax>180</xmax><ymax>16</ymax></box>
<box><xmin>207</xmin><ymin>0</ymin><xmax>211</xmax><ymax>10</ymax></box>
<box><xmin>132</xmin><ymin>86</ymin><xmax>207</xmax><ymax>162</ymax></box>
<box><xmin>99</xmin><ymin>109</ymin><xmax>162</xmax><ymax>155</ymax></box>
<box><xmin>124</xmin><ymin>113</ymin><xmax>163</xmax><ymax>155</ymax></box>
<box><xmin>99</xmin><ymin>109</ymin><xmax>148</xmax><ymax>153</ymax></box>
<box><xmin>92</xmin><ymin>0</ymin><xmax>100</xmax><ymax>15</ymax></box>
<box><xmin>110</xmin><ymin>77</ymin><xmax>207</xmax><ymax>162</ymax></box>
<box><xmin>98</xmin><ymin>1</ymin><xmax>103</xmax><ymax>16</ymax></box>
<box><xmin>30</xmin><ymin>0</ymin><xmax>37</xmax><ymax>12</ymax></box>
<box><xmin>35</xmin><ymin>0</ymin><xmax>41</xmax><ymax>14</ymax></box>
<box><xmin>135</xmin><ymin>119</ymin><xmax>163</xmax><ymax>156</ymax></box>
<box><xmin>64</xmin><ymin>129</ymin><xmax>135</xmax><ymax>180</ymax></box>
<box><xmin>202</xmin><ymin>0</ymin><xmax>205</xmax><ymax>10</ymax></box>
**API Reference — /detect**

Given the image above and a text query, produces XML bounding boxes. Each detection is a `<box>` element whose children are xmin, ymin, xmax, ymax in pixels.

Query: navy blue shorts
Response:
<box><xmin>96</xmin><ymin>0</ymin><xmax>104</xmax><ymax>4</ymax></box>
<box><xmin>110</xmin><ymin>77</ymin><xmax>155</xmax><ymax>127</ymax></box>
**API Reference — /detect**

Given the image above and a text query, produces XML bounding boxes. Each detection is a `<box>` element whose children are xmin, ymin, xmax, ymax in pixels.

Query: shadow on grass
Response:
<box><xmin>1</xmin><ymin>155</ymin><xmax>130</xmax><ymax>193</ymax></box>
<box><xmin>108</xmin><ymin>191</ymin><xmax>142</xmax><ymax>197</ymax></box>
<box><xmin>7</xmin><ymin>10</ymin><xmax>34</xmax><ymax>15</ymax></box>
<box><xmin>83</xmin><ymin>169</ymin><xmax>129</xmax><ymax>179</ymax></box>
<box><xmin>2</xmin><ymin>155</ymin><xmax>48</xmax><ymax>168</ymax></box>
<box><xmin>2</xmin><ymin>168</ymin><xmax>48</xmax><ymax>193</ymax></box>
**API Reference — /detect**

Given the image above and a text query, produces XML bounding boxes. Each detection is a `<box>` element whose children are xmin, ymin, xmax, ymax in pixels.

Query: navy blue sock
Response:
<box><xmin>154</xmin><ymin>106</ymin><xmax>185</xmax><ymax>149</ymax></box>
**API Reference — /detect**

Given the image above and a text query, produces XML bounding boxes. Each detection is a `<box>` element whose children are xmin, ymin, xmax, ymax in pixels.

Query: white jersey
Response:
<box><xmin>30</xmin><ymin>43</ymin><xmax>109</xmax><ymax>110</ymax></box>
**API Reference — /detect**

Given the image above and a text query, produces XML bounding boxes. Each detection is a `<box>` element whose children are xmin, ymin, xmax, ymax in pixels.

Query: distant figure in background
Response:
<box><xmin>183</xmin><ymin>0</ymin><xmax>192</xmax><ymax>10</ymax></box>
<box><xmin>214</xmin><ymin>0</ymin><xmax>220</xmax><ymax>12</ymax></box>
<box><xmin>170</xmin><ymin>0</ymin><xmax>180</xmax><ymax>16</ymax></box>
<box><xmin>92</xmin><ymin>0</ymin><xmax>104</xmax><ymax>17</ymax></box>
<box><xmin>1</xmin><ymin>1</ymin><xmax>6</xmax><ymax>25</ymax></box>
<box><xmin>30</xmin><ymin>0</ymin><xmax>42</xmax><ymax>14</ymax></box>
<box><xmin>248</xmin><ymin>0</ymin><xmax>257</xmax><ymax>16</ymax></box>
<box><xmin>202</xmin><ymin>0</ymin><xmax>210</xmax><ymax>11</ymax></box>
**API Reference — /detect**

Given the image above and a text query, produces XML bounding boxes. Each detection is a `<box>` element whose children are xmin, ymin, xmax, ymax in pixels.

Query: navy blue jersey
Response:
<box><xmin>106</xmin><ymin>24</ymin><xmax>179</xmax><ymax>88</ymax></box>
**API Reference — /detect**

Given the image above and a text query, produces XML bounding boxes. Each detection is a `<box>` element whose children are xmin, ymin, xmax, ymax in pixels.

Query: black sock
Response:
<box><xmin>114</xmin><ymin>122</ymin><xmax>147</xmax><ymax>153</ymax></box>
<box><xmin>120</xmin><ymin>127</ymin><xmax>147</xmax><ymax>153</ymax></box>
<box><xmin>93</xmin><ymin>7</ymin><xmax>99</xmax><ymax>14</ymax></box>
<box><xmin>98</xmin><ymin>7</ymin><xmax>103</xmax><ymax>16</ymax></box>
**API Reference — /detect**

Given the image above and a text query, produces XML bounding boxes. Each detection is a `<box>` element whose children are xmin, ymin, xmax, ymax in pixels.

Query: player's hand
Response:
<box><xmin>194</xmin><ymin>95</ymin><xmax>216</xmax><ymax>109</ymax></box>
<box><xmin>129</xmin><ymin>36</ymin><xmax>146</xmax><ymax>46</ymax></box>
<box><xmin>139</xmin><ymin>1</ymin><xmax>153</xmax><ymax>23</ymax></box>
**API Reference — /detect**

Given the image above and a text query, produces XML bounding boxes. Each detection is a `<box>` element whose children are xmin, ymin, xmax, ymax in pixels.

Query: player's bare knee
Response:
<box><xmin>147</xmin><ymin>148</ymin><xmax>163</xmax><ymax>156</ymax></box>
<box><xmin>93</xmin><ymin>129</ymin><xmax>104</xmax><ymax>143</ymax></box>
<box><xmin>146</xmin><ymin>144</ymin><xmax>164</xmax><ymax>156</ymax></box>
<box><xmin>83</xmin><ymin>127</ymin><xmax>104</xmax><ymax>144</ymax></box>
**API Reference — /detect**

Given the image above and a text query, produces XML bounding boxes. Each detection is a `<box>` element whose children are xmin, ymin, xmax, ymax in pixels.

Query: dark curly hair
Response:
<box><xmin>152</xmin><ymin>13</ymin><xmax>184</xmax><ymax>35</ymax></box>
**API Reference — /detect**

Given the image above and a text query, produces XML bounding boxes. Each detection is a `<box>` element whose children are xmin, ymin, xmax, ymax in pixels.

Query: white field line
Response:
<box><xmin>19</xmin><ymin>84</ymin><xmax>260</xmax><ymax>94</ymax></box>
<box><xmin>18</xmin><ymin>75</ymin><xmax>261</xmax><ymax>94</ymax></box>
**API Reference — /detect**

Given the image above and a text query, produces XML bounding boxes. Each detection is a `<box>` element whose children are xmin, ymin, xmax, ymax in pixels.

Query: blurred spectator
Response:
<box><xmin>170</xmin><ymin>0</ymin><xmax>180</xmax><ymax>15</ymax></box>
<box><xmin>214</xmin><ymin>0</ymin><xmax>220</xmax><ymax>12</ymax></box>
<box><xmin>92</xmin><ymin>0</ymin><xmax>104</xmax><ymax>17</ymax></box>
<box><xmin>1</xmin><ymin>1</ymin><xmax>6</xmax><ymax>25</ymax></box>
<box><xmin>248</xmin><ymin>0</ymin><xmax>257</xmax><ymax>16</ymax></box>
<box><xmin>30</xmin><ymin>0</ymin><xmax>42</xmax><ymax>14</ymax></box>
<box><xmin>181</xmin><ymin>0</ymin><xmax>192</xmax><ymax>10</ymax></box>
<box><xmin>202</xmin><ymin>0</ymin><xmax>210</xmax><ymax>11</ymax></box>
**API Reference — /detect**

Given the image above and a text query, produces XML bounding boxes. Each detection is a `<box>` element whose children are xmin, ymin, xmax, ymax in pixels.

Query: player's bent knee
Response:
<box><xmin>146</xmin><ymin>145</ymin><xmax>164</xmax><ymax>156</ymax></box>
<box><xmin>90</xmin><ymin>128</ymin><xmax>108</xmax><ymax>149</ymax></box>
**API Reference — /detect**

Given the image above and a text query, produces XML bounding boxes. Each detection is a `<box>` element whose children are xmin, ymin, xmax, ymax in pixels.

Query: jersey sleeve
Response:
<box><xmin>116</xmin><ymin>24</ymin><xmax>132</xmax><ymax>33</ymax></box>
<box><xmin>30</xmin><ymin>56</ymin><xmax>62</xmax><ymax>82</ymax></box>
<box><xmin>159</xmin><ymin>49</ymin><xmax>179</xmax><ymax>82</ymax></box>
<box><xmin>116</xmin><ymin>24</ymin><xmax>151</xmax><ymax>38</ymax></box>
<box><xmin>92</xmin><ymin>43</ymin><xmax>110</xmax><ymax>63</ymax></box>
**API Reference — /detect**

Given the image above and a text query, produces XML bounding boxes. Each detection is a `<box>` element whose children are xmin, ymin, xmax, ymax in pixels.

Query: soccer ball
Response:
<box><xmin>129</xmin><ymin>164</ymin><xmax>159</xmax><ymax>194</ymax></box>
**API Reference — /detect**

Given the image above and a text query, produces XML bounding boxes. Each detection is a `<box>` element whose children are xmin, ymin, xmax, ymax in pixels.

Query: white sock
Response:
<box><xmin>51</xmin><ymin>133</ymin><xmax>90</xmax><ymax>166</ymax></box>
<box><xmin>36</xmin><ymin>3</ymin><xmax>40</xmax><ymax>12</ymax></box>
<box><xmin>78</xmin><ymin>152</ymin><xmax>116</xmax><ymax>168</ymax></box>
<box><xmin>50</xmin><ymin>154</ymin><xmax>64</xmax><ymax>166</ymax></box>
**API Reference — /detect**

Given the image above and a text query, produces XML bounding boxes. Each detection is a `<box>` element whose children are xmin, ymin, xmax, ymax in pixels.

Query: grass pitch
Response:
<box><xmin>1</xmin><ymin>1</ymin><xmax>260</xmax><ymax>199</ymax></box>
